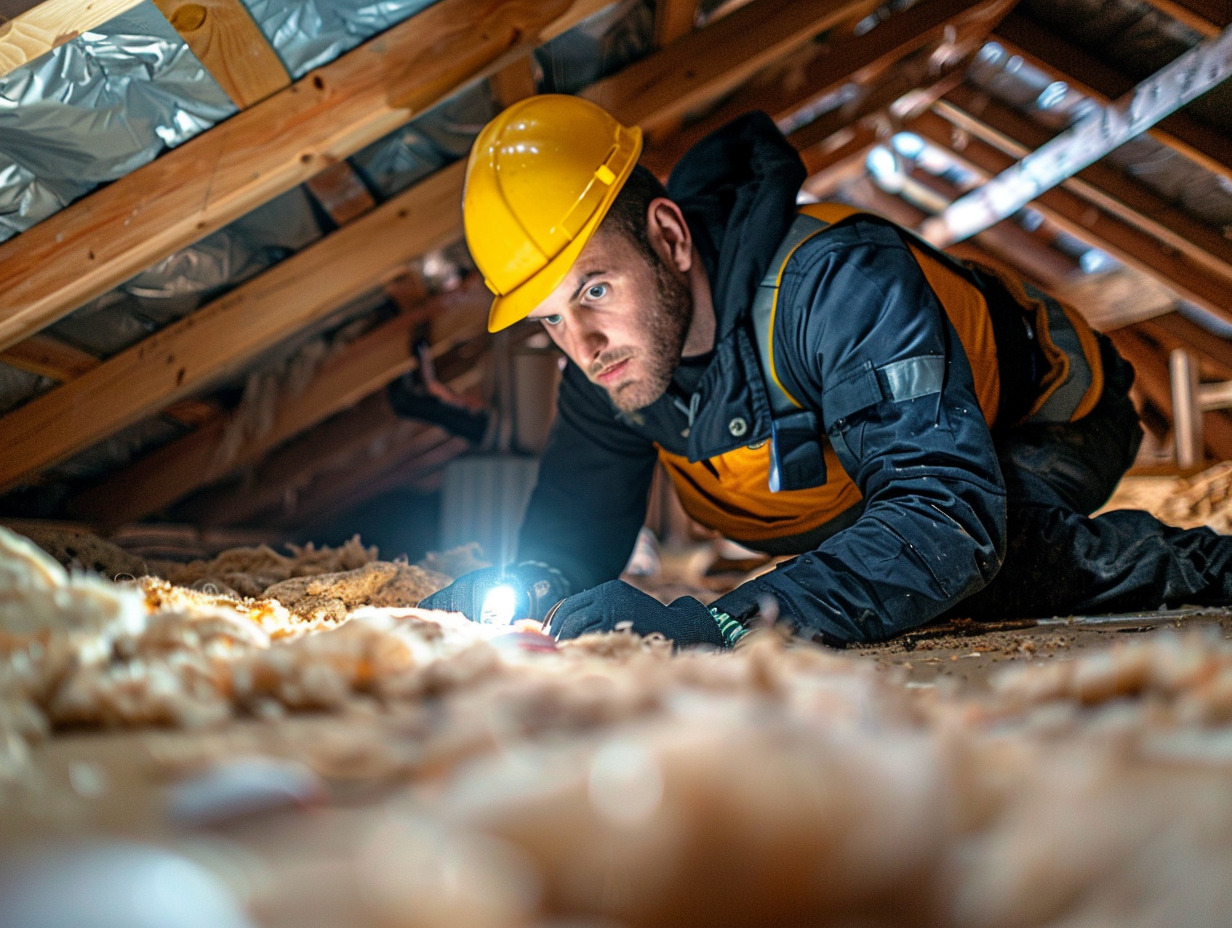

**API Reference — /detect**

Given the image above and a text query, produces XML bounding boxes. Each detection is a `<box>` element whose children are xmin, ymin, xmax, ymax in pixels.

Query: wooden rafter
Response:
<box><xmin>908</xmin><ymin>109</ymin><xmax>1232</xmax><ymax>326</ymax></box>
<box><xmin>0</xmin><ymin>0</ymin><xmax>888</xmax><ymax>496</ymax></box>
<box><xmin>0</xmin><ymin>0</ymin><xmax>610</xmax><ymax>351</ymax></box>
<box><xmin>267</xmin><ymin>428</ymin><xmax>470</xmax><ymax>529</ymax></box>
<box><xmin>0</xmin><ymin>161</ymin><xmax>467</xmax><ymax>493</ymax></box>
<box><xmin>642</xmin><ymin>0</ymin><xmax>1015</xmax><ymax>175</ymax></box>
<box><xmin>178</xmin><ymin>342</ymin><xmax>490</xmax><ymax>527</ymax></box>
<box><xmin>1109</xmin><ymin>325</ymin><xmax>1232</xmax><ymax>462</ymax></box>
<box><xmin>1140</xmin><ymin>0</ymin><xmax>1228</xmax><ymax>36</ymax></box>
<box><xmin>1137</xmin><ymin>312</ymin><xmax>1232</xmax><ymax>380</ymax></box>
<box><xmin>489</xmin><ymin>54</ymin><xmax>538</xmax><ymax>107</ymax></box>
<box><xmin>653</xmin><ymin>0</ymin><xmax>698</xmax><ymax>49</ymax></box>
<box><xmin>0</xmin><ymin>0</ymin><xmax>142</xmax><ymax>77</ymax></box>
<box><xmin>151</xmin><ymin>0</ymin><xmax>290</xmax><ymax>108</ymax></box>
<box><xmin>936</xmin><ymin>86</ymin><xmax>1232</xmax><ymax>284</ymax></box>
<box><xmin>0</xmin><ymin>332</ymin><xmax>220</xmax><ymax>428</ymax></box>
<box><xmin>782</xmin><ymin>47</ymin><xmax>976</xmax><ymax>172</ymax></box>
<box><xmin>68</xmin><ymin>278</ymin><xmax>490</xmax><ymax>524</ymax></box>
<box><xmin>992</xmin><ymin>11</ymin><xmax>1232</xmax><ymax>183</ymax></box>
<box><xmin>582</xmin><ymin>0</ymin><xmax>880</xmax><ymax>133</ymax></box>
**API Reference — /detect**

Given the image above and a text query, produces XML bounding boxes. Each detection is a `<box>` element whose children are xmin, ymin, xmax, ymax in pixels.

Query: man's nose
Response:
<box><xmin>570</xmin><ymin>320</ymin><xmax>607</xmax><ymax>361</ymax></box>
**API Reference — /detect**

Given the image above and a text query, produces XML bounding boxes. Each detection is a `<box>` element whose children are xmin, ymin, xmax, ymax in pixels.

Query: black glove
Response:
<box><xmin>547</xmin><ymin>579</ymin><xmax>744</xmax><ymax>649</ymax></box>
<box><xmin>417</xmin><ymin>562</ymin><xmax>571</xmax><ymax>624</ymax></box>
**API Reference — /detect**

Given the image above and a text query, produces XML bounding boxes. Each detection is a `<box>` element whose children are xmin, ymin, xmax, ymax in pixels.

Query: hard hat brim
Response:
<box><xmin>485</xmin><ymin>127</ymin><xmax>643</xmax><ymax>333</ymax></box>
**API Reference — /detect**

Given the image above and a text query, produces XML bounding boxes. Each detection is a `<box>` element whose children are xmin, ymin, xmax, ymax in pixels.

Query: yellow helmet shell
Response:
<box><xmin>463</xmin><ymin>95</ymin><xmax>643</xmax><ymax>332</ymax></box>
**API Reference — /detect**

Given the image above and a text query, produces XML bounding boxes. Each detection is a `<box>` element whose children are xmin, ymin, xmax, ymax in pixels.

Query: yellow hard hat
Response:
<box><xmin>463</xmin><ymin>95</ymin><xmax>643</xmax><ymax>332</ymax></box>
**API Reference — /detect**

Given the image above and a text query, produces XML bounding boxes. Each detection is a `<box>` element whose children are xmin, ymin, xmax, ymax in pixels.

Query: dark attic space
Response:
<box><xmin>4</xmin><ymin>0</ymin><xmax>1232</xmax><ymax>925</ymax></box>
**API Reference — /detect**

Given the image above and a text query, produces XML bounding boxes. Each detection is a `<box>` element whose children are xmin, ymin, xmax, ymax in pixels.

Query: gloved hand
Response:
<box><xmin>547</xmin><ymin>579</ymin><xmax>744</xmax><ymax>648</ymax></box>
<box><xmin>417</xmin><ymin>562</ymin><xmax>571</xmax><ymax>624</ymax></box>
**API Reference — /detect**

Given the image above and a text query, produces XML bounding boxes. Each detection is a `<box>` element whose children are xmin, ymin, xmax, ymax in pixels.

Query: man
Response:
<box><xmin>421</xmin><ymin>94</ymin><xmax>1232</xmax><ymax>647</ymax></box>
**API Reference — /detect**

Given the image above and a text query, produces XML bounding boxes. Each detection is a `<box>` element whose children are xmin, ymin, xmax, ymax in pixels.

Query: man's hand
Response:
<box><xmin>547</xmin><ymin>580</ymin><xmax>731</xmax><ymax>648</ymax></box>
<box><xmin>418</xmin><ymin>563</ymin><xmax>571</xmax><ymax>624</ymax></box>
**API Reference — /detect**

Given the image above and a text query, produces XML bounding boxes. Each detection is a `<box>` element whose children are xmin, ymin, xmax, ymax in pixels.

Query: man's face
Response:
<box><xmin>529</xmin><ymin>226</ymin><xmax>693</xmax><ymax>413</ymax></box>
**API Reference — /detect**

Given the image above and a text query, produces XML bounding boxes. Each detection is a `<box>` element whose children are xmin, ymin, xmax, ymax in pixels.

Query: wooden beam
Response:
<box><xmin>0</xmin><ymin>333</ymin><xmax>97</xmax><ymax>380</ymax></box>
<box><xmin>151</xmin><ymin>0</ymin><xmax>290</xmax><ymax>108</ymax></box>
<box><xmin>653</xmin><ymin>0</ymin><xmax>697</xmax><ymax>48</ymax></box>
<box><xmin>68</xmin><ymin>278</ymin><xmax>490</xmax><ymax>524</ymax></box>
<box><xmin>1138</xmin><ymin>312</ymin><xmax>1232</xmax><ymax>380</ymax></box>
<box><xmin>1109</xmin><ymin>325</ymin><xmax>1232</xmax><ymax>461</ymax></box>
<box><xmin>305</xmin><ymin>162</ymin><xmax>378</xmax><ymax>227</ymax></box>
<box><xmin>0</xmin><ymin>0</ymin><xmax>142</xmax><ymax>77</ymax></box>
<box><xmin>1141</xmin><ymin>0</ymin><xmax>1228</xmax><ymax>36</ymax></box>
<box><xmin>993</xmin><ymin>11</ymin><xmax>1232</xmax><ymax>183</ymax></box>
<box><xmin>643</xmin><ymin>0</ymin><xmax>1014</xmax><ymax>175</ymax></box>
<box><xmin>937</xmin><ymin>86</ymin><xmax>1232</xmax><ymax>284</ymax></box>
<box><xmin>783</xmin><ymin>45</ymin><xmax>974</xmax><ymax>161</ymax></box>
<box><xmin>175</xmin><ymin>323</ymin><xmax>500</xmax><ymax>527</ymax></box>
<box><xmin>271</xmin><ymin>430</ymin><xmax>470</xmax><ymax>529</ymax></box>
<box><xmin>0</xmin><ymin>331</ymin><xmax>220</xmax><ymax>427</ymax></box>
<box><xmin>3</xmin><ymin>0</ymin><xmax>886</xmax><ymax>495</ymax></box>
<box><xmin>177</xmin><ymin>393</ymin><xmax>420</xmax><ymax>526</ymax></box>
<box><xmin>908</xmin><ymin>109</ymin><xmax>1232</xmax><ymax>327</ymax></box>
<box><xmin>0</xmin><ymin>161</ymin><xmax>466</xmax><ymax>493</ymax></box>
<box><xmin>902</xmin><ymin>166</ymin><xmax>1084</xmax><ymax>290</ymax></box>
<box><xmin>489</xmin><ymin>54</ymin><xmax>538</xmax><ymax>107</ymax></box>
<box><xmin>583</xmin><ymin>0</ymin><xmax>880</xmax><ymax>133</ymax></box>
<box><xmin>0</xmin><ymin>0</ymin><xmax>610</xmax><ymax>351</ymax></box>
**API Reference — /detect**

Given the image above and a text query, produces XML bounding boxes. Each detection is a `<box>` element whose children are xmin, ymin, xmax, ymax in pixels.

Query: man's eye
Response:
<box><xmin>585</xmin><ymin>283</ymin><xmax>608</xmax><ymax>301</ymax></box>
<box><xmin>541</xmin><ymin>314</ymin><xmax>563</xmax><ymax>327</ymax></box>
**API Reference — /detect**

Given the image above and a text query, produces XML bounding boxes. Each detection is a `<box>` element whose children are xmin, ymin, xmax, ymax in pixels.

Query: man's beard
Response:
<box><xmin>601</xmin><ymin>255</ymin><xmax>693</xmax><ymax>413</ymax></box>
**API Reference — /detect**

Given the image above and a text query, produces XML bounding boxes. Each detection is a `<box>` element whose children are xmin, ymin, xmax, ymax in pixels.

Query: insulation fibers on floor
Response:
<box><xmin>2</xmin><ymin>524</ymin><xmax>1232</xmax><ymax>928</ymax></box>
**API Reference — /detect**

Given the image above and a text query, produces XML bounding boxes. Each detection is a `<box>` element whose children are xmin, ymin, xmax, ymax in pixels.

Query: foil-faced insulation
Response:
<box><xmin>46</xmin><ymin>187</ymin><xmax>326</xmax><ymax>359</ymax></box>
<box><xmin>0</xmin><ymin>3</ymin><xmax>236</xmax><ymax>244</ymax></box>
<box><xmin>245</xmin><ymin>0</ymin><xmax>440</xmax><ymax>79</ymax></box>
<box><xmin>534</xmin><ymin>0</ymin><xmax>653</xmax><ymax>95</ymax></box>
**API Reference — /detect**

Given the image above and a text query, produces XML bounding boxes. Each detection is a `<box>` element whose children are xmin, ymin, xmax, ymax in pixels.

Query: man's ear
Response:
<box><xmin>646</xmin><ymin>198</ymin><xmax>693</xmax><ymax>273</ymax></box>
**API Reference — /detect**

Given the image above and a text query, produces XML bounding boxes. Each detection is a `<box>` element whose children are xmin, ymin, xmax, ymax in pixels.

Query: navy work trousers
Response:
<box><xmin>950</xmin><ymin>335</ymin><xmax>1232</xmax><ymax>620</ymax></box>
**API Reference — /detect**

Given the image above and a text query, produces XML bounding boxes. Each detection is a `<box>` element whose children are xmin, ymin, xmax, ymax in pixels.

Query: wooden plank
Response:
<box><xmin>0</xmin><ymin>0</ymin><xmax>610</xmax><ymax>352</ymax></box>
<box><xmin>1110</xmin><ymin>325</ymin><xmax>1232</xmax><ymax>462</ymax></box>
<box><xmin>583</xmin><ymin>0</ymin><xmax>879</xmax><ymax>132</ymax></box>
<box><xmin>937</xmin><ymin>86</ymin><xmax>1232</xmax><ymax>284</ymax></box>
<box><xmin>1139</xmin><ymin>312</ymin><xmax>1232</xmax><ymax>380</ymax></box>
<box><xmin>0</xmin><ymin>161</ymin><xmax>466</xmax><ymax>493</ymax></box>
<box><xmin>488</xmin><ymin>54</ymin><xmax>537</xmax><ymax>106</ymax></box>
<box><xmin>269</xmin><ymin>431</ymin><xmax>468</xmax><ymax>528</ymax></box>
<box><xmin>0</xmin><ymin>331</ymin><xmax>220</xmax><ymax>426</ymax></box>
<box><xmin>993</xmin><ymin>11</ymin><xmax>1232</xmax><ymax>183</ymax></box>
<box><xmin>642</xmin><ymin>0</ymin><xmax>1013</xmax><ymax>175</ymax></box>
<box><xmin>3</xmin><ymin>0</ymin><xmax>883</xmax><ymax>494</ymax></box>
<box><xmin>922</xmin><ymin>23</ymin><xmax>1232</xmax><ymax>248</ymax></box>
<box><xmin>305</xmin><ymin>162</ymin><xmax>379</xmax><ymax>227</ymax></box>
<box><xmin>151</xmin><ymin>0</ymin><xmax>290</xmax><ymax>108</ymax></box>
<box><xmin>0</xmin><ymin>0</ymin><xmax>142</xmax><ymax>77</ymax></box>
<box><xmin>1141</xmin><ymin>0</ymin><xmax>1225</xmax><ymax>36</ymax></box>
<box><xmin>908</xmin><ymin>109</ymin><xmax>1232</xmax><ymax>327</ymax></box>
<box><xmin>0</xmin><ymin>333</ymin><xmax>97</xmax><ymax>380</ymax></box>
<box><xmin>68</xmin><ymin>278</ymin><xmax>489</xmax><ymax>524</ymax></box>
<box><xmin>184</xmin><ymin>366</ymin><xmax>483</xmax><ymax>527</ymax></box>
<box><xmin>653</xmin><ymin>0</ymin><xmax>697</xmax><ymax>48</ymax></box>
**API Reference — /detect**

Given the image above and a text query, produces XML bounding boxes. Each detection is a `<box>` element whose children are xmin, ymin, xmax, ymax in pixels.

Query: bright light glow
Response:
<box><xmin>891</xmin><ymin>132</ymin><xmax>926</xmax><ymax>159</ymax></box>
<box><xmin>866</xmin><ymin>146</ymin><xmax>903</xmax><ymax>192</ymax></box>
<box><xmin>1037</xmin><ymin>81</ymin><xmax>1069</xmax><ymax>111</ymax></box>
<box><xmin>1080</xmin><ymin>249</ymin><xmax>1117</xmax><ymax>274</ymax></box>
<box><xmin>480</xmin><ymin>584</ymin><xmax>519</xmax><ymax>625</ymax></box>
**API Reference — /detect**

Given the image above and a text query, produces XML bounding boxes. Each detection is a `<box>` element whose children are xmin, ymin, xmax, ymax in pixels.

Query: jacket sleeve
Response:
<box><xmin>716</xmin><ymin>220</ymin><xmax>1007</xmax><ymax>643</ymax></box>
<box><xmin>516</xmin><ymin>361</ymin><xmax>659</xmax><ymax>592</ymax></box>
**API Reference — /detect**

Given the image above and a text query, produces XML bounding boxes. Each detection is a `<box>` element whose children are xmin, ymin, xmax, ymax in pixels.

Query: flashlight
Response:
<box><xmin>479</xmin><ymin>583</ymin><xmax>520</xmax><ymax>625</ymax></box>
